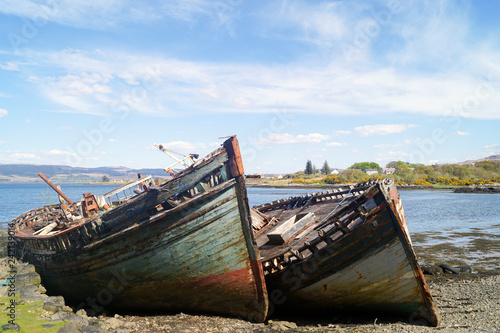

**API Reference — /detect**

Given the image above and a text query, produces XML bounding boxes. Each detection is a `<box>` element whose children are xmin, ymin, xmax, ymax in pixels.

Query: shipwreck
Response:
<box><xmin>252</xmin><ymin>179</ymin><xmax>440</xmax><ymax>326</ymax></box>
<box><xmin>10</xmin><ymin>136</ymin><xmax>268</xmax><ymax>321</ymax></box>
<box><xmin>10</xmin><ymin>136</ymin><xmax>440</xmax><ymax>326</ymax></box>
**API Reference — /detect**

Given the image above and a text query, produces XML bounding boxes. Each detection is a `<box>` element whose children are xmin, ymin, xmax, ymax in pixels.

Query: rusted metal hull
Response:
<box><xmin>256</xmin><ymin>180</ymin><xmax>440</xmax><ymax>326</ymax></box>
<box><xmin>11</xmin><ymin>137</ymin><xmax>268</xmax><ymax>322</ymax></box>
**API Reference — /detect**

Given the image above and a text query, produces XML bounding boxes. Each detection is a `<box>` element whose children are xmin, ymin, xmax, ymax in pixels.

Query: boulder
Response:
<box><xmin>57</xmin><ymin>322</ymin><xmax>81</xmax><ymax>333</ymax></box>
<box><xmin>19</xmin><ymin>285</ymin><xmax>48</xmax><ymax>302</ymax></box>
<box><xmin>12</xmin><ymin>271</ymin><xmax>41</xmax><ymax>288</ymax></box>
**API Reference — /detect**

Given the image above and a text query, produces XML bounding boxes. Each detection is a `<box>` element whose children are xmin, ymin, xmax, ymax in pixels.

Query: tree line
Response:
<box><xmin>289</xmin><ymin>160</ymin><xmax>500</xmax><ymax>186</ymax></box>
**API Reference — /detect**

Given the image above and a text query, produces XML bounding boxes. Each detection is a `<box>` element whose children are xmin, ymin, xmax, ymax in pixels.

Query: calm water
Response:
<box><xmin>0</xmin><ymin>183</ymin><xmax>118</xmax><ymax>226</ymax></box>
<box><xmin>1</xmin><ymin>183</ymin><xmax>499</xmax><ymax>239</ymax></box>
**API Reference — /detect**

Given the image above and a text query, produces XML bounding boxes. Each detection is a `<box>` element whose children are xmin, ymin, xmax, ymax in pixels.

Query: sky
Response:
<box><xmin>0</xmin><ymin>0</ymin><xmax>500</xmax><ymax>175</ymax></box>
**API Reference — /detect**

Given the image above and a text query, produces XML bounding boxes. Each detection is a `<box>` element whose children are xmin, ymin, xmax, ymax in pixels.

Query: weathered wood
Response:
<box><xmin>102</xmin><ymin>175</ymin><xmax>153</xmax><ymax>200</ymax></box>
<box><xmin>11</xmin><ymin>136</ymin><xmax>269</xmax><ymax>322</ymax></box>
<box><xmin>267</xmin><ymin>212</ymin><xmax>316</xmax><ymax>245</ymax></box>
<box><xmin>222</xmin><ymin>135</ymin><xmax>244</xmax><ymax>177</ymax></box>
<box><xmin>33</xmin><ymin>222</ymin><xmax>57</xmax><ymax>236</ymax></box>
<box><xmin>256</xmin><ymin>179</ymin><xmax>441</xmax><ymax>327</ymax></box>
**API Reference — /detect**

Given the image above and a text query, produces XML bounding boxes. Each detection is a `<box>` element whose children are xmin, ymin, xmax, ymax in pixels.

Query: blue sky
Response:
<box><xmin>1</xmin><ymin>0</ymin><xmax>500</xmax><ymax>175</ymax></box>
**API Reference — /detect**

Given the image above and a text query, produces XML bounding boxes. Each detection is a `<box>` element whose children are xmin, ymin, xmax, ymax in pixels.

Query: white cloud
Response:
<box><xmin>256</xmin><ymin>133</ymin><xmax>330</xmax><ymax>145</ymax></box>
<box><xmin>117</xmin><ymin>72</ymin><xmax>140</xmax><ymax>85</ymax></box>
<box><xmin>373</xmin><ymin>143</ymin><xmax>405</xmax><ymax>149</ymax></box>
<box><xmin>0</xmin><ymin>62</ymin><xmax>19</xmax><ymax>71</ymax></box>
<box><xmin>27</xmin><ymin>76</ymin><xmax>41</xmax><ymax>82</ymax></box>
<box><xmin>3</xmin><ymin>1</ymin><xmax>500</xmax><ymax>121</ymax></box>
<box><xmin>200</xmin><ymin>87</ymin><xmax>225</xmax><ymax>99</ymax></box>
<box><xmin>456</xmin><ymin>131</ymin><xmax>470</xmax><ymax>136</ymax></box>
<box><xmin>8</xmin><ymin>46</ymin><xmax>500</xmax><ymax>120</ymax></box>
<box><xmin>484</xmin><ymin>143</ymin><xmax>500</xmax><ymax>155</ymax></box>
<box><xmin>389</xmin><ymin>1</ymin><xmax>470</xmax><ymax>68</ymax></box>
<box><xmin>326</xmin><ymin>142</ymin><xmax>346</xmax><ymax>147</ymax></box>
<box><xmin>11</xmin><ymin>153</ymin><xmax>39</xmax><ymax>160</ymax></box>
<box><xmin>355</xmin><ymin>124</ymin><xmax>417</xmax><ymax>137</ymax></box>
<box><xmin>332</xmin><ymin>130</ymin><xmax>351</xmax><ymax>136</ymax></box>
<box><xmin>379</xmin><ymin>151</ymin><xmax>411</xmax><ymax>159</ymax></box>
<box><xmin>49</xmin><ymin>73</ymin><xmax>112</xmax><ymax>96</ymax></box>
<box><xmin>0</xmin><ymin>0</ymin><xmax>227</xmax><ymax>30</ymax></box>
<box><xmin>233</xmin><ymin>97</ymin><xmax>254</xmax><ymax>108</ymax></box>
<box><xmin>47</xmin><ymin>149</ymin><xmax>72</xmax><ymax>156</ymax></box>
<box><xmin>0</xmin><ymin>108</ymin><xmax>7</xmax><ymax>118</ymax></box>
<box><xmin>265</xmin><ymin>1</ymin><xmax>350</xmax><ymax>48</ymax></box>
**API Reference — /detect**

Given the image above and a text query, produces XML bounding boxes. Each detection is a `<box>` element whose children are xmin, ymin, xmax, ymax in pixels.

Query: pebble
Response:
<box><xmin>1</xmin><ymin>256</ymin><xmax>499</xmax><ymax>332</ymax></box>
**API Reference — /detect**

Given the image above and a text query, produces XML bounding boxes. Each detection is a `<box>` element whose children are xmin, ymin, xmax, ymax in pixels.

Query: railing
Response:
<box><xmin>101</xmin><ymin>175</ymin><xmax>153</xmax><ymax>206</ymax></box>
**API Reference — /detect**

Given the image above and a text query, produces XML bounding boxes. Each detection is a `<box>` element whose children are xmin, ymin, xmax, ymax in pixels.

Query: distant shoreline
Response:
<box><xmin>3</xmin><ymin>181</ymin><xmax>499</xmax><ymax>193</ymax></box>
<box><xmin>247</xmin><ymin>183</ymin><xmax>455</xmax><ymax>191</ymax></box>
<box><xmin>248</xmin><ymin>183</ymin><xmax>500</xmax><ymax>193</ymax></box>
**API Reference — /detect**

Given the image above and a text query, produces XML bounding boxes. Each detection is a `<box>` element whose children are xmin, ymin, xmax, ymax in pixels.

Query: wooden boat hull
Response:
<box><xmin>12</xmin><ymin>137</ymin><xmax>268</xmax><ymax>322</ymax></box>
<box><xmin>257</xmin><ymin>181</ymin><xmax>440</xmax><ymax>326</ymax></box>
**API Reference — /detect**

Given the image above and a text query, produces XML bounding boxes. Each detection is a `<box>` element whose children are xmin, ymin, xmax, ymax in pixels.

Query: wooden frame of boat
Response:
<box><xmin>252</xmin><ymin>179</ymin><xmax>440</xmax><ymax>327</ymax></box>
<box><xmin>11</xmin><ymin>136</ymin><xmax>440</xmax><ymax>326</ymax></box>
<box><xmin>11</xmin><ymin>136</ymin><xmax>268</xmax><ymax>322</ymax></box>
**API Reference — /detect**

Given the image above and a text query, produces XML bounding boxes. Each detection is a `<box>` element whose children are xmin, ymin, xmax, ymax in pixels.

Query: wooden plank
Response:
<box><xmin>267</xmin><ymin>212</ymin><xmax>316</xmax><ymax>245</ymax></box>
<box><xmin>33</xmin><ymin>222</ymin><xmax>57</xmax><ymax>236</ymax></box>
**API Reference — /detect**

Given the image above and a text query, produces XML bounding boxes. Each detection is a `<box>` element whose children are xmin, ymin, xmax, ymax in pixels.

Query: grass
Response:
<box><xmin>0</xmin><ymin>296</ymin><xmax>66</xmax><ymax>333</ymax></box>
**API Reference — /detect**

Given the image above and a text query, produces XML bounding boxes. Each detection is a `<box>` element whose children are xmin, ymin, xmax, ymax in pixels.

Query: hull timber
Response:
<box><xmin>254</xmin><ymin>179</ymin><xmax>440</xmax><ymax>326</ymax></box>
<box><xmin>11</xmin><ymin>136</ymin><xmax>268</xmax><ymax>322</ymax></box>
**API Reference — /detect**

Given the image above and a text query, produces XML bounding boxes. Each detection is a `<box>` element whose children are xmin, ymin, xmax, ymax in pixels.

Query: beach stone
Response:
<box><xmin>457</xmin><ymin>266</ymin><xmax>473</xmax><ymax>273</ymax></box>
<box><xmin>57</xmin><ymin>322</ymin><xmax>81</xmax><ymax>333</ymax></box>
<box><xmin>37</xmin><ymin>284</ymin><xmax>47</xmax><ymax>294</ymax></box>
<box><xmin>105</xmin><ymin>317</ymin><xmax>124</xmax><ymax>329</ymax></box>
<box><xmin>82</xmin><ymin>323</ymin><xmax>104</xmax><ymax>332</ymax></box>
<box><xmin>43</xmin><ymin>295</ymin><xmax>66</xmax><ymax>313</ymax></box>
<box><xmin>51</xmin><ymin>310</ymin><xmax>73</xmax><ymax>322</ymax></box>
<box><xmin>19</xmin><ymin>285</ymin><xmax>48</xmax><ymax>302</ymax></box>
<box><xmin>43</xmin><ymin>301</ymin><xmax>64</xmax><ymax>313</ymax></box>
<box><xmin>269</xmin><ymin>320</ymin><xmax>298</xmax><ymax>331</ymax></box>
<box><xmin>77</xmin><ymin>308</ymin><xmax>88</xmax><ymax>317</ymax></box>
<box><xmin>0</xmin><ymin>261</ymin><xmax>10</xmax><ymax>276</ymax></box>
<box><xmin>63</xmin><ymin>313</ymin><xmax>90</xmax><ymax>326</ymax></box>
<box><xmin>14</xmin><ymin>263</ymin><xmax>36</xmax><ymax>274</ymax></box>
<box><xmin>1</xmin><ymin>323</ymin><xmax>21</xmax><ymax>331</ymax></box>
<box><xmin>113</xmin><ymin>328</ymin><xmax>131</xmax><ymax>333</ymax></box>
<box><xmin>421</xmin><ymin>264</ymin><xmax>442</xmax><ymax>276</ymax></box>
<box><xmin>13</xmin><ymin>271</ymin><xmax>41</xmax><ymax>287</ymax></box>
<box><xmin>42</xmin><ymin>324</ymin><xmax>56</xmax><ymax>328</ymax></box>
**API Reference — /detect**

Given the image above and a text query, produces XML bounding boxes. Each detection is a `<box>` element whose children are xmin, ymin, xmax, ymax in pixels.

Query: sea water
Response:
<box><xmin>1</xmin><ymin>183</ymin><xmax>499</xmax><ymax>246</ymax></box>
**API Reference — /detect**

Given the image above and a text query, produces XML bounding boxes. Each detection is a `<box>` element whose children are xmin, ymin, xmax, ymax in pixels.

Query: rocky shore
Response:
<box><xmin>453</xmin><ymin>185</ymin><xmax>500</xmax><ymax>193</ymax></box>
<box><xmin>1</xmin><ymin>225</ymin><xmax>499</xmax><ymax>332</ymax></box>
<box><xmin>1</xmin><ymin>259</ymin><xmax>499</xmax><ymax>332</ymax></box>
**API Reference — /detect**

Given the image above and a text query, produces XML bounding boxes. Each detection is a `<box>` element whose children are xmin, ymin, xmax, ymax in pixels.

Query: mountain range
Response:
<box><xmin>1</xmin><ymin>155</ymin><xmax>499</xmax><ymax>183</ymax></box>
<box><xmin>0</xmin><ymin>164</ymin><xmax>170</xmax><ymax>183</ymax></box>
<box><xmin>457</xmin><ymin>154</ymin><xmax>500</xmax><ymax>165</ymax></box>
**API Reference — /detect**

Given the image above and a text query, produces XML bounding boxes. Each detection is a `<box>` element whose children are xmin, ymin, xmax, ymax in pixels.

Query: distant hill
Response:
<box><xmin>458</xmin><ymin>155</ymin><xmax>500</xmax><ymax>165</ymax></box>
<box><xmin>0</xmin><ymin>164</ymin><xmax>171</xmax><ymax>183</ymax></box>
